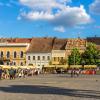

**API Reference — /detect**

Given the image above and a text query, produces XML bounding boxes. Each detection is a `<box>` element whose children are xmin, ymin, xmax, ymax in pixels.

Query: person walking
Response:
<box><xmin>9</xmin><ymin>68</ymin><xmax>15</xmax><ymax>80</ymax></box>
<box><xmin>0</xmin><ymin>67</ymin><xmax>2</xmax><ymax>80</ymax></box>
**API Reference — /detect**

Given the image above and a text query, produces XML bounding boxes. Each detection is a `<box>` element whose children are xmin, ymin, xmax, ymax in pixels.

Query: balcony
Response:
<box><xmin>0</xmin><ymin>55</ymin><xmax>26</xmax><ymax>61</ymax></box>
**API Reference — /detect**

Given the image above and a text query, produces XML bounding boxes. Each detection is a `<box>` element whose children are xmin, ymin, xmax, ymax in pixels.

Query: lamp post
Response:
<box><xmin>97</xmin><ymin>54</ymin><xmax>100</xmax><ymax>67</ymax></box>
<box><xmin>74</xmin><ymin>50</ymin><xmax>75</xmax><ymax>65</ymax></box>
<box><xmin>73</xmin><ymin>39</ymin><xmax>76</xmax><ymax>66</ymax></box>
<box><xmin>81</xmin><ymin>60</ymin><xmax>85</xmax><ymax>70</ymax></box>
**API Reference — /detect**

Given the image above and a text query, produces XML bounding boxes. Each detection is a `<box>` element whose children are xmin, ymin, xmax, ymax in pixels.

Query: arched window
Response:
<box><xmin>13</xmin><ymin>62</ymin><xmax>16</xmax><ymax>65</ymax></box>
<box><xmin>1</xmin><ymin>51</ymin><xmax>3</xmax><ymax>58</ymax></box>
<box><xmin>7</xmin><ymin>51</ymin><xmax>10</xmax><ymax>58</ymax></box>
<box><xmin>20</xmin><ymin>62</ymin><xmax>23</xmax><ymax>66</ymax></box>
<box><xmin>14</xmin><ymin>51</ymin><xmax>17</xmax><ymax>58</ymax></box>
<box><xmin>20</xmin><ymin>51</ymin><xmax>24</xmax><ymax>58</ymax></box>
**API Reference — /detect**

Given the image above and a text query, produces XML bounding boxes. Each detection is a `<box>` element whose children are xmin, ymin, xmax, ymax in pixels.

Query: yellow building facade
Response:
<box><xmin>0</xmin><ymin>43</ymin><xmax>29</xmax><ymax>66</ymax></box>
<box><xmin>51</xmin><ymin>50</ymin><xmax>66</xmax><ymax>65</ymax></box>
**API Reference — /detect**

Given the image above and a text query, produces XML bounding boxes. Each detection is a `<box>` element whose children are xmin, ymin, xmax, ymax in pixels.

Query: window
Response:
<box><xmin>58</xmin><ymin>57</ymin><xmax>60</xmax><ymax>61</ymax></box>
<box><xmin>38</xmin><ymin>56</ymin><xmax>40</xmax><ymax>60</ymax></box>
<box><xmin>47</xmin><ymin>56</ymin><xmax>50</xmax><ymax>60</ymax></box>
<box><xmin>54</xmin><ymin>57</ymin><xmax>56</xmax><ymax>61</ymax></box>
<box><xmin>28</xmin><ymin>56</ymin><xmax>30</xmax><ymax>60</ymax></box>
<box><xmin>14</xmin><ymin>51</ymin><xmax>17</xmax><ymax>58</ymax></box>
<box><xmin>10</xmin><ymin>62</ymin><xmax>12</xmax><ymax>66</ymax></box>
<box><xmin>20</xmin><ymin>51</ymin><xmax>24</xmax><ymax>58</ymax></box>
<box><xmin>7</xmin><ymin>51</ymin><xmax>10</xmax><ymax>58</ymax></box>
<box><xmin>61</xmin><ymin>57</ymin><xmax>63</xmax><ymax>60</ymax></box>
<box><xmin>1</xmin><ymin>51</ymin><xmax>3</xmax><ymax>58</ymax></box>
<box><xmin>20</xmin><ymin>62</ymin><xmax>23</xmax><ymax>66</ymax></box>
<box><xmin>42</xmin><ymin>56</ymin><xmax>45</xmax><ymax>60</ymax></box>
<box><xmin>33</xmin><ymin>56</ymin><xmax>35</xmax><ymax>60</ymax></box>
<box><xmin>13</xmin><ymin>62</ymin><xmax>16</xmax><ymax>65</ymax></box>
<box><xmin>7</xmin><ymin>62</ymin><xmax>9</xmax><ymax>65</ymax></box>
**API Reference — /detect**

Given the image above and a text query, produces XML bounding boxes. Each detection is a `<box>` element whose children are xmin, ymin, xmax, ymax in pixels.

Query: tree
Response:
<box><xmin>68</xmin><ymin>48</ymin><xmax>81</xmax><ymax>65</ymax></box>
<box><xmin>95</xmin><ymin>53</ymin><xmax>100</xmax><ymax>66</ymax></box>
<box><xmin>82</xmin><ymin>43</ymin><xmax>100</xmax><ymax>65</ymax></box>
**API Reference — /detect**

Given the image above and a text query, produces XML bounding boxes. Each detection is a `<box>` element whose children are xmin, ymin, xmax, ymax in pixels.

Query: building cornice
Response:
<box><xmin>0</xmin><ymin>43</ymin><xmax>30</xmax><ymax>47</ymax></box>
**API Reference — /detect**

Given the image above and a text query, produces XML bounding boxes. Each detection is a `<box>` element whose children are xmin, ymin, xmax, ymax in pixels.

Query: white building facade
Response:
<box><xmin>26</xmin><ymin>53</ymin><xmax>51</xmax><ymax>69</ymax></box>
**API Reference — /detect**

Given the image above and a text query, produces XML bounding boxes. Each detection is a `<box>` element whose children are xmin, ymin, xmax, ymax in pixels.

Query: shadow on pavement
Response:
<box><xmin>0</xmin><ymin>85</ymin><xmax>100</xmax><ymax>99</ymax></box>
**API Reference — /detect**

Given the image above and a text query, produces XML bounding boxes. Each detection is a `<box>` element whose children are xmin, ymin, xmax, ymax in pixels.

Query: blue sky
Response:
<box><xmin>0</xmin><ymin>0</ymin><xmax>100</xmax><ymax>38</ymax></box>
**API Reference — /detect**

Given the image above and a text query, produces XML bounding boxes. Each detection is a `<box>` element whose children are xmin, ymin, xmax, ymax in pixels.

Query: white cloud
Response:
<box><xmin>90</xmin><ymin>0</ymin><xmax>100</xmax><ymax>15</ymax></box>
<box><xmin>75</xmin><ymin>26</ymin><xmax>85</xmax><ymax>29</ymax></box>
<box><xmin>19</xmin><ymin>0</ymin><xmax>91</xmax><ymax>27</ymax></box>
<box><xmin>54</xmin><ymin>26</ymin><xmax>65</xmax><ymax>32</ymax></box>
<box><xmin>21</xmin><ymin>11</ymin><xmax>54</xmax><ymax>20</ymax></box>
<box><xmin>51</xmin><ymin>5</ymin><xmax>91</xmax><ymax>27</ymax></box>
<box><xmin>19</xmin><ymin>0</ymin><xmax>69</xmax><ymax>12</ymax></box>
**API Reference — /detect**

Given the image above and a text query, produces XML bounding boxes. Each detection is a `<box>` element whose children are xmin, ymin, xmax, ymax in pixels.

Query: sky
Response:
<box><xmin>0</xmin><ymin>0</ymin><xmax>100</xmax><ymax>38</ymax></box>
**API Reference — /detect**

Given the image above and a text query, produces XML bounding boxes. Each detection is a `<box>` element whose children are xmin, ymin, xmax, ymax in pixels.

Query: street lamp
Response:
<box><xmin>81</xmin><ymin>60</ymin><xmax>85</xmax><ymax>70</ymax></box>
<box><xmin>74</xmin><ymin>49</ymin><xmax>75</xmax><ymax>65</ymax></box>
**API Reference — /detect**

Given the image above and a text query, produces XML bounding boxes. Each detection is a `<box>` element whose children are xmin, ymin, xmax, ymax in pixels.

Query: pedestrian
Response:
<box><xmin>9</xmin><ymin>68</ymin><xmax>15</xmax><ymax>80</ymax></box>
<box><xmin>71</xmin><ymin>68</ymin><xmax>74</xmax><ymax>77</ymax></box>
<box><xmin>0</xmin><ymin>67</ymin><xmax>2</xmax><ymax>80</ymax></box>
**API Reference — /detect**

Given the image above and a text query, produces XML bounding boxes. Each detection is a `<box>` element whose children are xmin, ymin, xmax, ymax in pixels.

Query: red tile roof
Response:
<box><xmin>0</xmin><ymin>38</ymin><xmax>32</xmax><ymax>43</ymax></box>
<box><xmin>66</xmin><ymin>38</ymin><xmax>86</xmax><ymax>50</ymax></box>
<box><xmin>87</xmin><ymin>37</ymin><xmax>100</xmax><ymax>45</ymax></box>
<box><xmin>52</xmin><ymin>38</ymin><xmax>67</xmax><ymax>50</ymax></box>
<box><xmin>27</xmin><ymin>37</ymin><xmax>54</xmax><ymax>53</ymax></box>
<box><xmin>14</xmin><ymin>38</ymin><xmax>32</xmax><ymax>43</ymax></box>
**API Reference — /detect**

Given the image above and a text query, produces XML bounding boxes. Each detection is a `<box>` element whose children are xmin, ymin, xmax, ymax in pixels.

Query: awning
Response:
<box><xmin>44</xmin><ymin>65</ymin><xmax>55</xmax><ymax>68</ymax></box>
<box><xmin>44</xmin><ymin>65</ymin><xmax>69</xmax><ymax>68</ymax></box>
<box><xmin>70</xmin><ymin>65</ymin><xmax>82</xmax><ymax>68</ymax></box>
<box><xmin>84</xmin><ymin>65</ymin><xmax>97</xmax><ymax>68</ymax></box>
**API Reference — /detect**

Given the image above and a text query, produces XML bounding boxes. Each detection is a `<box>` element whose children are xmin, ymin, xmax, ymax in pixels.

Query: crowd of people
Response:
<box><xmin>68</xmin><ymin>68</ymin><xmax>97</xmax><ymax>77</ymax></box>
<box><xmin>0</xmin><ymin>67</ymin><xmax>41</xmax><ymax>80</ymax></box>
<box><xmin>0</xmin><ymin>67</ymin><xmax>98</xmax><ymax>80</ymax></box>
<box><xmin>52</xmin><ymin>68</ymin><xmax>97</xmax><ymax>77</ymax></box>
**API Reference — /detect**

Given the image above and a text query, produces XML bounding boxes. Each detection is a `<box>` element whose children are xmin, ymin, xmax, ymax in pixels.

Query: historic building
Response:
<box><xmin>51</xmin><ymin>38</ymin><xmax>67</xmax><ymax>65</ymax></box>
<box><xmin>26</xmin><ymin>37</ymin><xmax>54</xmax><ymax>69</ymax></box>
<box><xmin>0</xmin><ymin>38</ymin><xmax>31</xmax><ymax>66</ymax></box>
<box><xmin>65</xmin><ymin>38</ymin><xmax>87</xmax><ymax>58</ymax></box>
<box><xmin>0</xmin><ymin>37</ymin><xmax>99</xmax><ymax>68</ymax></box>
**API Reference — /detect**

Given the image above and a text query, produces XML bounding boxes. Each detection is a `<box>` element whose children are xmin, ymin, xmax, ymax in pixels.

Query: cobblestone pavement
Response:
<box><xmin>0</xmin><ymin>74</ymin><xmax>100</xmax><ymax>100</ymax></box>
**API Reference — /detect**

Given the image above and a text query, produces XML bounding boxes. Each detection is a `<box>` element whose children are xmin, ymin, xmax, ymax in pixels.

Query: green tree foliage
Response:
<box><xmin>68</xmin><ymin>48</ymin><xmax>81</xmax><ymax>65</ymax></box>
<box><xmin>82</xmin><ymin>43</ymin><xmax>100</xmax><ymax>65</ymax></box>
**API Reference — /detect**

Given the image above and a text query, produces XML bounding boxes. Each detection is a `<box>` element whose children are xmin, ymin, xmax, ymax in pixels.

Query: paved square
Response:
<box><xmin>0</xmin><ymin>74</ymin><xmax>100</xmax><ymax>100</ymax></box>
